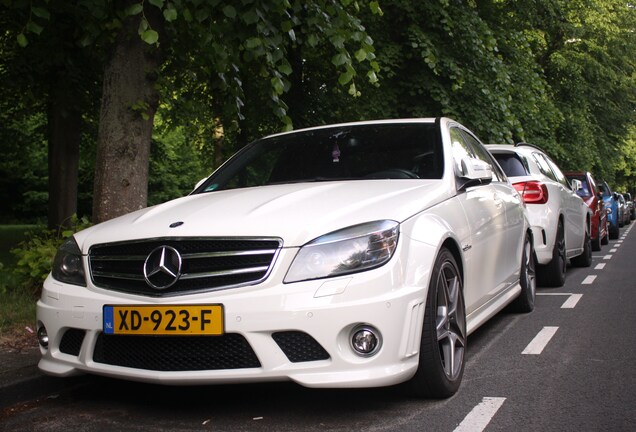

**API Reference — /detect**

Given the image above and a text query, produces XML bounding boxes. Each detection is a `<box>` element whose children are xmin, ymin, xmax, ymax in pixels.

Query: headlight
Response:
<box><xmin>284</xmin><ymin>220</ymin><xmax>399</xmax><ymax>283</ymax></box>
<box><xmin>51</xmin><ymin>237</ymin><xmax>86</xmax><ymax>286</ymax></box>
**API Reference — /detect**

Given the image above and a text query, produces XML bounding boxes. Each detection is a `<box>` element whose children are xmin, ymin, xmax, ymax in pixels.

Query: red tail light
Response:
<box><xmin>513</xmin><ymin>181</ymin><xmax>549</xmax><ymax>204</ymax></box>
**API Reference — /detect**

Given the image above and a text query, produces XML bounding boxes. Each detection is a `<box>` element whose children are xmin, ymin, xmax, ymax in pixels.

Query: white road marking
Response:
<box><xmin>536</xmin><ymin>292</ymin><xmax>572</xmax><ymax>296</ymax></box>
<box><xmin>561</xmin><ymin>294</ymin><xmax>583</xmax><ymax>309</ymax></box>
<box><xmin>453</xmin><ymin>397</ymin><xmax>506</xmax><ymax>432</ymax></box>
<box><xmin>522</xmin><ymin>326</ymin><xmax>558</xmax><ymax>355</ymax></box>
<box><xmin>603</xmin><ymin>255</ymin><xmax>613</xmax><ymax>260</ymax></box>
<box><xmin>582</xmin><ymin>275</ymin><xmax>597</xmax><ymax>284</ymax></box>
<box><xmin>610</xmin><ymin>248</ymin><xmax>618</xmax><ymax>253</ymax></box>
<box><xmin>595</xmin><ymin>263</ymin><xmax>606</xmax><ymax>270</ymax></box>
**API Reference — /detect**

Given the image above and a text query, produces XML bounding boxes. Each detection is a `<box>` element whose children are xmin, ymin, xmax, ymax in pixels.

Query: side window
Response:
<box><xmin>461</xmin><ymin>130</ymin><xmax>506</xmax><ymax>182</ymax></box>
<box><xmin>532</xmin><ymin>153</ymin><xmax>558</xmax><ymax>182</ymax></box>
<box><xmin>450</xmin><ymin>128</ymin><xmax>474</xmax><ymax>176</ymax></box>
<box><xmin>544</xmin><ymin>157</ymin><xmax>571</xmax><ymax>188</ymax></box>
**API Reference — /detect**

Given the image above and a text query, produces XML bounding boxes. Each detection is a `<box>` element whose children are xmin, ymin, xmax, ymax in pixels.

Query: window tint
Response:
<box><xmin>532</xmin><ymin>153</ymin><xmax>558</xmax><ymax>182</ymax></box>
<box><xmin>450</xmin><ymin>128</ymin><xmax>475</xmax><ymax>177</ymax></box>
<box><xmin>544</xmin><ymin>156</ymin><xmax>570</xmax><ymax>188</ymax></box>
<box><xmin>198</xmin><ymin>123</ymin><xmax>444</xmax><ymax>192</ymax></box>
<box><xmin>491</xmin><ymin>153</ymin><xmax>528</xmax><ymax>177</ymax></box>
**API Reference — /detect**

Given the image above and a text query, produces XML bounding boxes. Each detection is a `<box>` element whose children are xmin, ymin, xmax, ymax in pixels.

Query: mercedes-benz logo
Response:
<box><xmin>143</xmin><ymin>246</ymin><xmax>183</xmax><ymax>290</ymax></box>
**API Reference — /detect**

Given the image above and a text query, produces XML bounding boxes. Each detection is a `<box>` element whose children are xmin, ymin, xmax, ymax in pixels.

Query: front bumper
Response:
<box><xmin>37</xmin><ymin>247</ymin><xmax>433</xmax><ymax>388</ymax></box>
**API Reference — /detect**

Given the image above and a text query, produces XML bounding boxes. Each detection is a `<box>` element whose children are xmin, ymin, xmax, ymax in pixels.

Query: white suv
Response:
<box><xmin>486</xmin><ymin>143</ymin><xmax>591</xmax><ymax>287</ymax></box>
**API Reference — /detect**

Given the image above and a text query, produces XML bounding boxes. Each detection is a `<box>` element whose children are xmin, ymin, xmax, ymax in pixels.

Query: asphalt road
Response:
<box><xmin>1</xmin><ymin>225</ymin><xmax>635</xmax><ymax>431</ymax></box>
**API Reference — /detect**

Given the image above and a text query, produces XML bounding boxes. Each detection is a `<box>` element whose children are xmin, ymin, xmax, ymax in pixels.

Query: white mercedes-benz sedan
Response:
<box><xmin>37</xmin><ymin>118</ymin><xmax>535</xmax><ymax>398</ymax></box>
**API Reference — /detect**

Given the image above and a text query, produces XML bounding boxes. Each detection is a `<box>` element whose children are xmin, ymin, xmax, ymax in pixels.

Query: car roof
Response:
<box><xmin>262</xmin><ymin>117</ymin><xmax>441</xmax><ymax>141</ymax></box>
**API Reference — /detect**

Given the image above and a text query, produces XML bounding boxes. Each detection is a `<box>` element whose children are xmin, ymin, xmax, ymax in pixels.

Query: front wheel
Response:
<box><xmin>571</xmin><ymin>227</ymin><xmax>592</xmax><ymax>267</ymax></box>
<box><xmin>609</xmin><ymin>222</ymin><xmax>620</xmax><ymax>240</ymax></box>
<box><xmin>538</xmin><ymin>220</ymin><xmax>566</xmax><ymax>287</ymax></box>
<box><xmin>406</xmin><ymin>248</ymin><xmax>466</xmax><ymax>398</ymax></box>
<box><xmin>511</xmin><ymin>232</ymin><xmax>536</xmax><ymax>313</ymax></box>
<box><xmin>591</xmin><ymin>223</ymin><xmax>601</xmax><ymax>252</ymax></box>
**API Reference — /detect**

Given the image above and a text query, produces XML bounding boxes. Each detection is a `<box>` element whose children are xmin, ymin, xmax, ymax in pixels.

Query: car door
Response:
<box><xmin>449</xmin><ymin>127</ymin><xmax>519</xmax><ymax>315</ymax></box>
<box><xmin>461</xmin><ymin>131</ymin><xmax>525</xmax><ymax>291</ymax></box>
<box><xmin>543</xmin><ymin>155</ymin><xmax>587</xmax><ymax>254</ymax></box>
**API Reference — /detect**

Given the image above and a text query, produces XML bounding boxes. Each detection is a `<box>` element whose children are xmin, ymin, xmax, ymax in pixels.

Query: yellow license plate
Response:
<box><xmin>103</xmin><ymin>305</ymin><xmax>224</xmax><ymax>335</ymax></box>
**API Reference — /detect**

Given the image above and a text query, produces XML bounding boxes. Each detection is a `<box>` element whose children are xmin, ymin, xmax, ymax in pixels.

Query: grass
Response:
<box><xmin>0</xmin><ymin>224</ymin><xmax>39</xmax><ymax>339</ymax></box>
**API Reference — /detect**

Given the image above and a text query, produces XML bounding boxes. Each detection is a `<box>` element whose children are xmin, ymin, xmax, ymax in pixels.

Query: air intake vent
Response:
<box><xmin>59</xmin><ymin>328</ymin><xmax>85</xmax><ymax>356</ymax></box>
<box><xmin>272</xmin><ymin>331</ymin><xmax>330</xmax><ymax>363</ymax></box>
<box><xmin>93</xmin><ymin>333</ymin><xmax>261</xmax><ymax>371</ymax></box>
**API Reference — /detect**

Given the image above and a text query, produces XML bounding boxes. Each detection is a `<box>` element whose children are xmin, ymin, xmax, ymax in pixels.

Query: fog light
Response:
<box><xmin>350</xmin><ymin>325</ymin><xmax>381</xmax><ymax>357</ymax></box>
<box><xmin>37</xmin><ymin>326</ymin><xmax>49</xmax><ymax>348</ymax></box>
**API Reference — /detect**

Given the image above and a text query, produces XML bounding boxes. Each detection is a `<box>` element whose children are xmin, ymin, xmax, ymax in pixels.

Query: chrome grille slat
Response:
<box><xmin>88</xmin><ymin>237</ymin><xmax>282</xmax><ymax>297</ymax></box>
<box><xmin>90</xmin><ymin>255</ymin><xmax>148</xmax><ymax>262</ymax></box>
<box><xmin>180</xmin><ymin>265</ymin><xmax>271</xmax><ymax>280</ymax></box>
<box><xmin>91</xmin><ymin>271</ymin><xmax>145</xmax><ymax>281</ymax></box>
<box><xmin>182</xmin><ymin>249</ymin><xmax>279</xmax><ymax>259</ymax></box>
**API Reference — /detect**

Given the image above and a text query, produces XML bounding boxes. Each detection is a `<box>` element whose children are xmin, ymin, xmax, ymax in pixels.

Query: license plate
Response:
<box><xmin>103</xmin><ymin>305</ymin><xmax>224</xmax><ymax>335</ymax></box>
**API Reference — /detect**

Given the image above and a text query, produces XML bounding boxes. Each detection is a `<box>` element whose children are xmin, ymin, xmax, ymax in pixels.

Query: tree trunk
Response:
<box><xmin>92</xmin><ymin>5</ymin><xmax>162</xmax><ymax>223</ymax></box>
<box><xmin>47</xmin><ymin>74</ymin><xmax>81</xmax><ymax>230</ymax></box>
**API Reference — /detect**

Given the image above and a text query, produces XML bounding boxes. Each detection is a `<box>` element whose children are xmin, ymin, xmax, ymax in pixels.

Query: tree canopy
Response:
<box><xmin>0</xmin><ymin>0</ymin><xmax>634</xmax><ymax>225</ymax></box>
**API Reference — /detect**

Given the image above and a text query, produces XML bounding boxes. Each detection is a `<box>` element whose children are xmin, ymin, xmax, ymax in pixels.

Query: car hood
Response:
<box><xmin>75</xmin><ymin>180</ymin><xmax>452</xmax><ymax>251</ymax></box>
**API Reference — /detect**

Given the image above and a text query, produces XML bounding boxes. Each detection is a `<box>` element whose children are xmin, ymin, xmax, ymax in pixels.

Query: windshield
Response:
<box><xmin>196</xmin><ymin>123</ymin><xmax>443</xmax><ymax>193</ymax></box>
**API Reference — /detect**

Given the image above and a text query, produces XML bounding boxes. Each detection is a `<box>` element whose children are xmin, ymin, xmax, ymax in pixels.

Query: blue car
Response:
<box><xmin>599</xmin><ymin>181</ymin><xmax>620</xmax><ymax>239</ymax></box>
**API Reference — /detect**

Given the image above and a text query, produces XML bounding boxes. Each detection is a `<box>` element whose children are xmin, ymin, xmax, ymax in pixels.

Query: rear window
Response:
<box><xmin>491</xmin><ymin>153</ymin><xmax>528</xmax><ymax>177</ymax></box>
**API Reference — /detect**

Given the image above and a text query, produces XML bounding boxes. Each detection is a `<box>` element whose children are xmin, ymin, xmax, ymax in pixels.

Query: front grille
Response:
<box><xmin>272</xmin><ymin>331</ymin><xmax>330</xmax><ymax>363</ymax></box>
<box><xmin>59</xmin><ymin>328</ymin><xmax>85</xmax><ymax>356</ymax></box>
<box><xmin>88</xmin><ymin>238</ymin><xmax>282</xmax><ymax>296</ymax></box>
<box><xmin>93</xmin><ymin>334</ymin><xmax>261</xmax><ymax>371</ymax></box>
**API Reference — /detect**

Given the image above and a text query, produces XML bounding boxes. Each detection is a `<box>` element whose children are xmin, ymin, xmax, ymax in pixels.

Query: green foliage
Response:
<box><xmin>0</xmin><ymin>111</ymin><xmax>48</xmax><ymax>224</ymax></box>
<box><xmin>148</xmin><ymin>119</ymin><xmax>209</xmax><ymax>206</ymax></box>
<box><xmin>9</xmin><ymin>216</ymin><xmax>92</xmax><ymax>296</ymax></box>
<box><xmin>0</xmin><ymin>284</ymin><xmax>37</xmax><ymax>335</ymax></box>
<box><xmin>0</xmin><ymin>0</ymin><xmax>634</xmax><ymax>224</ymax></box>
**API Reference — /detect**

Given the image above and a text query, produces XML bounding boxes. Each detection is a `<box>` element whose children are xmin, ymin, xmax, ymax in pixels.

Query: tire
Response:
<box><xmin>538</xmin><ymin>220</ymin><xmax>566</xmax><ymax>287</ymax></box>
<box><xmin>609</xmin><ymin>223</ymin><xmax>620</xmax><ymax>240</ymax></box>
<box><xmin>407</xmin><ymin>248</ymin><xmax>466</xmax><ymax>398</ymax></box>
<box><xmin>571</xmin><ymin>227</ymin><xmax>592</xmax><ymax>267</ymax></box>
<box><xmin>511</xmin><ymin>232</ymin><xmax>536</xmax><ymax>313</ymax></box>
<box><xmin>591</xmin><ymin>223</ymin><xmax>601</xmax><ymax>252</ymax></box>
<box><xmin>601</xmin><ymin>223</ymin><xmax>609</xmax><ymax>245</ymax></box>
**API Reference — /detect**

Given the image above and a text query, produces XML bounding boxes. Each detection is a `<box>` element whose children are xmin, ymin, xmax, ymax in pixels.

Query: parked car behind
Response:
<box><xmin>599</xmin><ymin>181</ymin><xmax>620</xmax><ymax>239</ymax></box>
<box><xmin>38</xmin><ymin>118</ymin><xmax>535</xmax><ymax>399</ymax></box>
<box><xmin>486</xmin><ymin>143</ymin><xmax>591</xmax><ymax>287</ymax></box>
<box><xmin>623</xmin><ymin>192</ymin><xmax>635</xmax><ymax>221</ymax></box>
<box><xmin>565</xmin><ymin>171</ymin><xmax>608</xmax><ymax>251</ymax></box>
<box><xmin>617</xmin><ymin>193</ymin><xmax>630</xmax><ymax>227</ymax></box>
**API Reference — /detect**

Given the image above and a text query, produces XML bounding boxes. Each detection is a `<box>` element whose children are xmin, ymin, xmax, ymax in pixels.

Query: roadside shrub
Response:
<box><xmin>0</xmin><ymin>262</ymin><xmax>6</xmax><ymax>295</ymax></box>
<box><xmin>10</xmin><ymin>215</ymin><xmax>92</xmax><ymax>296</ymax></box>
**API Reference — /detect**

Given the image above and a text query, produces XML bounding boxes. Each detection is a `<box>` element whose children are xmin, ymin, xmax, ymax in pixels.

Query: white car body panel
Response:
<box><xmin>486</xmin><ymin>145</ymin><xmax>590</xmax><ymax>265</ymax></box>
<box><xmin>38</xmin><ymin>118</ymin><xmax>530</xmax><ymax>389</ymax></box>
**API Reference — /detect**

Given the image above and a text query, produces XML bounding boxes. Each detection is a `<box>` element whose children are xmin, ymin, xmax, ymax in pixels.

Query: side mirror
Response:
<box><xmin>458</xmin><ymin>157</ymin><xmax>493</xmax><ymax>189</ymax></box>
<box><xmin>193</xmin><ymin>177</ymin><xmax>208</xmax><ymax>192</ymax></box>
<box><xmin>613</xmin><ymin>192</ymin><xmax>619</xmax><ymax>201</ymax></box>
<box><xmin>570</xmin><ymin>179</ymin><xmax>583</xmax><ymax>191</ymax></box>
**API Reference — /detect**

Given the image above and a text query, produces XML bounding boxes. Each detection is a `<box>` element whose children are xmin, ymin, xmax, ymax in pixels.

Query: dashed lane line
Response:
<box><xmin>453</xmin><ymin>397</ymin><xmax>506</xmax><ymax>432</ymax></box>
<box><xmin>581</xmin><ymin>275</ymin><xmax>597</xmax><ymax>284</ymax></box>
<box><xmin>536</xmin><ymin>292</ymin><xmax>582</xmax><ymax>309</ymax></box>
<box><xmin>595</xmin><ymin>263</ymin><xmax>606</xmax><ymax>270</ymax></box>
<box><xmin>522</xmin><ymin>326</ymin><xmax>559</xmax><ymax>355</ymax></box>
<box><xmin>561</xmin><ymin>293</ymin><xmax>583</xmax><ymax>309</ymax></box>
